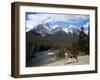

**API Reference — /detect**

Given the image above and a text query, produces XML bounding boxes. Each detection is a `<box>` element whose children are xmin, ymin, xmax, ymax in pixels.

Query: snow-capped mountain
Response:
<box><xmin>63</xmin><ymin>25</ymin><xmax>80</xmax><ymax>35</ymax></box>
<box><xmin>31</xmin><ymin>23</ymin><xmax>52</xmax><ymax>36</ymax></box>
<box><xmin>52</xmin><ymin>27</ymin><xmax>63</xmax><ymax>33</ymax></box>
<box><xmin>26</xmin><ymin>23</ymin><xmax>80</xmax><ymax>44</ymax></box>
<box><xmin>27</xmin><ymin>23</ymin><xmax>81</xmax><ymax>37</ymax></box>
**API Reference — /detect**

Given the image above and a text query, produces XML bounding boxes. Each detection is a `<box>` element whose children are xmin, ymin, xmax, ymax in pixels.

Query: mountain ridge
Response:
<box><xmin>26</xmin><ymin>22</ymin><xmax>80</xmax><ymax>37</ymax></box>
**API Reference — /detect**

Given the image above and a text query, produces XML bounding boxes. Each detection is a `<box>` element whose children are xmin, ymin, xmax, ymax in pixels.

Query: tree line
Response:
<box><xmin>26</xmin><ymin>26</ymin><xmax>89</xmax><ymax>61</ymax></box>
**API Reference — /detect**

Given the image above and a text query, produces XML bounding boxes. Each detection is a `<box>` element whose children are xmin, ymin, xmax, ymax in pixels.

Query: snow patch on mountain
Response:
<box><xmin>63</xmin><ymin>25</ymin><xmax>79</xmax><ymax>34</ymax></box>
<box><xmin>51</xmin><ymin>24</ymin><xmax>60</xmax><ymax>29</ymax></box>
<box><xmin>32</xmin><ymin>22</ymin><xmax>53</xmax><ymax>36</ymax></box>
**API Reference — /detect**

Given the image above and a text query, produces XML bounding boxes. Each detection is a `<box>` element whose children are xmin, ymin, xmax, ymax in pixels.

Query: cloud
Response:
<box><xmin>45</xmin><ymin>14</ymin><xmax>89</xmax><ymax>24</ymax></box>
<box><xmin>83</xmin><ymin>22</ymin><xmax>90</xmax><ymax>28</ymax></box>
<box><xmin>26</xmin><ymin>14</ymin><xmax>48</xmax><ymax>32</ymax></box>
<box><xmin>83</xmin><ymin>22</ymin><xmax>89</xmax><ymax>33</ymax></box>
<box><xmin>26</xmin><ymin>13</ymin><xmax>89</xmax><ymax>24</ymax></box>
<box><xmin>26</xmin><ymin>13</ymin><xmax>89</xmax><ymax>31</ymax></box>
<box><xmin>51</xmin><ymin>24</ymin><xmax>60</xmax><ymax>29</ymax></box>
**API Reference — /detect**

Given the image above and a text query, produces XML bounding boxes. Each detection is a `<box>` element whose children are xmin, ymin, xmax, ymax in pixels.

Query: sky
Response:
<box><xmin>25</xmin><ymin>12</ymin><xmax>90</xmax><ymax>32</ymax></box>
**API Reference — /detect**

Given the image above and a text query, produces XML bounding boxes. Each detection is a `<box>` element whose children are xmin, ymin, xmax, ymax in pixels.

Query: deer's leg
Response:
<box><xmin>64</xmin><ymin>56</ymin><xmax>68</xmax><ymax>65</ymax></box>
<box><xmin>64</xmin><ymin>57</ymin><xmax>66</xmax><ymax>65</ymax></box>
<box><xmin>75</xmin><ymin>56</ymin><xmax>78</xmax><ymax>62</ymax></box>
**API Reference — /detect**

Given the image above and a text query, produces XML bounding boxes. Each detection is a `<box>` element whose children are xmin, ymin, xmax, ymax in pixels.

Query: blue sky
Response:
<box><xmin>26</xmin><ymin>12</ymin><xmax>90</xmax><ymax>32</ymax></box>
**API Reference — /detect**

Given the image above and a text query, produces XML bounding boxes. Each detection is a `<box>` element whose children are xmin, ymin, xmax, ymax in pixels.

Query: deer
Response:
<box><xmin>64</xmin><ymin>48</ymin><xmax>78</xmax><ymax>65</ymax></box>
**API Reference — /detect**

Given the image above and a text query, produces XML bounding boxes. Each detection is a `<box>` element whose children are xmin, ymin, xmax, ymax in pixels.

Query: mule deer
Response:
<box><xmin>64</xmin><ymin>49</ymin><xmax>78</xmax><ymax>64</ymax></box>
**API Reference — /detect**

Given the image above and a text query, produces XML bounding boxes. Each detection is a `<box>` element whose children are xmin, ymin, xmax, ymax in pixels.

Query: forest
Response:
<box><xmin>26</xmin><ymin>26</ymin><xmax>89</xmax><ymax>66</ymax></box>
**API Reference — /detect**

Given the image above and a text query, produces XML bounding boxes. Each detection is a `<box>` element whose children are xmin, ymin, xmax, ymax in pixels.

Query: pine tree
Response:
<box><xmin>78</xmin><ymin>26</ymin><xmax>89</xmax><ymax>54</ymax></box>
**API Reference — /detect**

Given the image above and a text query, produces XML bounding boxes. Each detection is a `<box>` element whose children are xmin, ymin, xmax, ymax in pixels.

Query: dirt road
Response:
<box><xmin>45</xmin><ymin>55</ymin><xmax>89</xmax><ymax>66</ymax></box>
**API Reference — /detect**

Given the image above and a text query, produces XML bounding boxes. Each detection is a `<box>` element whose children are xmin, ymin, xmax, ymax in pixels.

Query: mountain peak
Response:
<box><xmin>68</xmin><ymin>24</ymin><xmax>76</xmax><ymax>28</ymax></box>
<box><xmin>27</xmin><ymin>23</ymin><xmax>80</xmax><ymax>37</ymax></box>
<box><xmin>30</xmin><ymin>22</ymin><xmax>53</xmax><ymax>36</ymax></box>
<box><xmin>63</xmin><ymin>25</ymin><xmax>79</xmax><ymax>34</ymax></box>
<box><xmin>52</xmin><ymin>27</ymin><xmax>63</xmax><ymax>33</ymax></box>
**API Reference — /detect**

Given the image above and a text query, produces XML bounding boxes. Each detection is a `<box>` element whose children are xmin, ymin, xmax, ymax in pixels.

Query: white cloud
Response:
<box><xmin>51</xmin><ymin>24</ymin><xmax>60</xmax><ymax>29</ymax></box>
<box><xmin>26</xmin><ymin>13</ymin><xmax>89</xmax><ymax>32</ymax></box>
<box><xmin>83</xmin><ymin>22</ymin><xmax>89</xmax><ymax>28</ymax></box>
<box><xmin>27</xmin><ymin>13</ymin><xmax>89</xmax><ymax>24</ymax></box>
<box><xmin>83</xmin><ymin>22</ymin><xmax>89</xmax><ymax>34</ymax></box>
<box><xmin>45</xmin><ymin>14</ymin><xmax>89</xmax><ymax>24</ymax></box>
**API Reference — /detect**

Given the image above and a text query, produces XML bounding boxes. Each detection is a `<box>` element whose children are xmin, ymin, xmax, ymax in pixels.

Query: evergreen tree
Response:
<box><xmin>78</xmin><ymin>26</ymin><xmax>89</xmax><ymax>54</ymax></box>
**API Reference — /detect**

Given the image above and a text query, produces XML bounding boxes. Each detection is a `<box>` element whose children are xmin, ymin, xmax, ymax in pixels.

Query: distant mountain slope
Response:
<box><xmin>63</xmin><ymin>25</ymin><xmax>80</xmax><ymax>35</ymax></box>
<box><xmin>26</xmin><ymin>23</ymin><xmax>80</xmax><ymax>46</ymax></box>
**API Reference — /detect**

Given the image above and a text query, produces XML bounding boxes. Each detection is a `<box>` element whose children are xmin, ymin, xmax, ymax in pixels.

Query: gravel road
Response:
<box><xmin>45</xmin><ymin>55</ymin><xmax>89</xmax><ymax>66</ymax></box>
